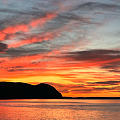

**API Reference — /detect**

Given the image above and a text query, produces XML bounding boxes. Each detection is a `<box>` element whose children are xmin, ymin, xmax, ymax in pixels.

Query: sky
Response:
<box><xmin>0</xmin><ymin>0</ymin><xmax>120</xmax><ymax>97</ymax></box>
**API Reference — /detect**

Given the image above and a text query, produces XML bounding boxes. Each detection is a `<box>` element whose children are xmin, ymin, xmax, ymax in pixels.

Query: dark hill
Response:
<box><xmin>0</xmin><ymin>82</ymin><xmax>62</xmax><ymax>99</ymax></box>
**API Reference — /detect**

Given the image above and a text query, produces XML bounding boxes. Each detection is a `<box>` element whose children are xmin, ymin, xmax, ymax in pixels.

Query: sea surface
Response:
<box><xmin>0</xmin><ymin>99</ymin><xmax>120</xmax><ymax>120</ymax></box>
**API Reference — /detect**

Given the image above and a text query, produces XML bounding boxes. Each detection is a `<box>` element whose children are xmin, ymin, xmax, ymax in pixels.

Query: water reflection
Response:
<box><xmin>0</xmin><ymin>99</ymin><xmax>120</xmax><ymax>120</ymax></box>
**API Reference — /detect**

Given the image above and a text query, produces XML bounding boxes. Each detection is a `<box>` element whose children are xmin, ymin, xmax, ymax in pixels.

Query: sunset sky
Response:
<box><xmin>0</xmin><ymin>0</ymin><xmax>120</xmax><ymax>97</ymax></box>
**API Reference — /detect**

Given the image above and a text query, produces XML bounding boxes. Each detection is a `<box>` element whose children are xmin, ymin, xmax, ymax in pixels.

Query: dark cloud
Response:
<box><xmin>66</xmin><ymin>49</ymin><xmax>120</xmax><ymax>61</ymax></box>
<box><xmin>5</xmin><ymin>65</ymin><xmax>38</xmax><ymax>72</ymax></box>
<box><xmin>101</xmin><ymin>61</ymin><xmax>120</xmax><ymax>73</ymax></box>
<box><xmin>0</xmin><ymin>40</ymin><xmax>53</xmax><ymax>57</ymax></box>
<box><xmin>0</xmin><ymin>9</ymin><xmax>45</xmax><ymax>30</ymax></box>
<box><xmin>0</xmin><ymin>43</ymin><xmax>8</xmax><ymax>52</ymax></box>
<box><xmin>71</xmin><ymin>88</ymin><xmax>93</xmax><ymax>92</ymax></box>
<box><xmin>88</xmin><ymin>80</ymin><xmax>120</xmax><ymax>85</ymax></box>
<box><xmin>93</xmin><ymin>87</ymin><xmax>113</xmax><ymax>90</ymax></box>
<box><xmin>64</xmin><ymin>49</ymin><xmax>120</xmax><ymax>72</ymax></box>
<box><xmin>93</xmin><ymin>85</ymin><xmax>120</xmax><ymax>92</ymax></box>
<box><xmin>7</xmin><ymin>66</ymin><xmax>23</xmax><ymax>72</ymax></box>
<box><xmin>0</xmin><ymin>8</ymin><xmax>41</xmax><ymax>15</ymax></box>
<box><xmin>72</xmin><ymin>85</ymin><xmax>120</xmax><ymax>93</ymax></box>
<box><xmin>76</xmin><ymin>2</ymin><xmax>120</xmax><ymax>12</ymax></box>
<box><xmin>8</xmin><ymin>68</ymin><xmax>33</xmax><ymax>72</ymax></box>
<box><xmin>5</xmin><ymin>46</ymin><xmax>50</xmax><ymax>57</ymax></box>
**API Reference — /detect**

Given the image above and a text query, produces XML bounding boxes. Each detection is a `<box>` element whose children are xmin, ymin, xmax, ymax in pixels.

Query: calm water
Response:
<box><xmin>0</xmin><ymin>99</ymin><xmax>120</xmax><ymax>120</ymax></box>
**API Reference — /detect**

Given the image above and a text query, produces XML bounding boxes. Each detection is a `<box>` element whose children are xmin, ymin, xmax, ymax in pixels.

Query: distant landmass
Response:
<box><xmin>0</xmin><ymin>82</ymin><xmax>62</xmax><ymax>99</ymax></box>
<box><xmin>0</xmin><ymin>82</ymin><xmax>120</xmax><ymax>99</ymax></box>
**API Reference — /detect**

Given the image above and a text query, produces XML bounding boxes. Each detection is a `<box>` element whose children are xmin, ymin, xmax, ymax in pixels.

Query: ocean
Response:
<box><xmin>0</xmin><ymin>99</ymin><xmax>120</xmax><ymax>120</ymax></box>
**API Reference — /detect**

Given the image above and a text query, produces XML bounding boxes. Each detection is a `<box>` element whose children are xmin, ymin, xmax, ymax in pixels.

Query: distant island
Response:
<box><xmin>0</xmin><ymin>82</ymin><xmax>62</xmax><ymax>99</ymax></box>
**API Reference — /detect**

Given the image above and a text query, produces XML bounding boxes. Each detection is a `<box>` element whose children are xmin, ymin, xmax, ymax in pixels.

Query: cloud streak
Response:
<box><xmin>64</xmin><ymin>49</ymin><xmax>120</xmax><ymax>72</ymax></box>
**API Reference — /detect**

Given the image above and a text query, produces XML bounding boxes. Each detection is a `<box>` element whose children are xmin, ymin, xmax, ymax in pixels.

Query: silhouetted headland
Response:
<box><xmin>0</xmin><ymin>82</ymin><xmax>62</xmax><ymax>99</ymax></box>
<box><xmin>0</xmin><ymin>82</ymin><xmax>119</xmax><ymax>99</ymax></box>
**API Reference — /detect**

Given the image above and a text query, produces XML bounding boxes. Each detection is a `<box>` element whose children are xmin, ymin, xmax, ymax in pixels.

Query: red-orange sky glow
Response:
<box><xmin>0</xmin><ymin>0</ymin><xmax>120</xmax><ymax>97</ymax></box>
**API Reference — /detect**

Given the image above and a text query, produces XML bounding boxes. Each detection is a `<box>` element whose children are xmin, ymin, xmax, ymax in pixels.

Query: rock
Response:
<box><xmin>0</xmin><ymin>82</ymin><xmax>62</xmax><ymax>99</ymax></box>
